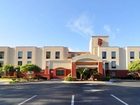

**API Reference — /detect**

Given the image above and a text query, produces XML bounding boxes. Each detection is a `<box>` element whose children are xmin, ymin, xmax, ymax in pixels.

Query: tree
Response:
<box><xmin>20</xmin><ymin>64</ymin><xmax>41</xmax><ymax>73</ymax></box>
<box><xmin>20</xmin><ymin>64</ymin><xmax>42</xmax><ymax>80</ymax></box>
<box><xmin>77</xmin><ymin>68</ymin><xmax>88</xmax><ymax>80</ymax></box>
<box><xmin>128</xmin><ymin>60</ymin><xmax>140</xmax><ymax>77</ymax></box>
<box><xmin>0</xmin><ymin>67</ymin><xmax>3</xmax><ymax>77</ymax></box>
<box><xmin>14</xmin><ymin>66</ymin><xmax>21</xmax><ymax>78</ymax></box>
<box><xmin>3</xmin><ymin>64</ymin><xmax>15</xmax><ymax>76</ymax></box>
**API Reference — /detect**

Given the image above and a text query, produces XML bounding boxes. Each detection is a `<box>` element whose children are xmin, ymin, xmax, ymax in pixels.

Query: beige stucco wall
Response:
<box><xmin>0</xmin><ymin>47</ymin><xmax>10</xmax><ymax>65</ymax></box>
<box><xmin>126</xmin><ymin>47</ymin><xmax>140</xmax><ymax>69</ymax></box>
<box><xmin>98</xmin><ymin>47</ymin><xmax>120</xmax><ymax>70</ymax></box>
<box><xmin>0</xmin><ymin>37</ymin><xmax>140</xmax><ymax>71</ymax></box>
<box><xmin>49</xmin><ymin>60</ymin><xmax>71</xmax><ymax>69</ymax></box>
<box><xmin>119</xmin><ymin>48</ymin><xmax>127</xmax><ymax>70</ymax></box>
<box><xmin>43</xmin><ymin>46</ymin><xmax>69</xmax><ymax>60</ymax></box>
<box><xmin>15</xmin><ymin>47</ymin><xmax>37</xmax><ymax>66</ymax></box>
<box><xmin>35</xmin><ymin>48</ymin><xmax>42</xmax><ymax>68</ymax></box>
<box><xmin>42</xmin><ymin>46</ymin><xmax>69</xmax><ymax>69</ymax></box>
<box><xmin>90</xmin><ymin>36</ymin><xmax>109</xmax><ymax>55</ymax></box>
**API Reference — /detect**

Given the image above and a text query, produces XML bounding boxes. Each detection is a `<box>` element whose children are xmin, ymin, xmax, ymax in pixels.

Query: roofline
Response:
<box><xmin>16</xmin><ymin>46</ymin><xmax>38</xmax><ymax>48</ymax></box>
<box><xmin>126</xmin><ymin>46</ymin><xmax>140</xmax><ymax>48</ymax></box>
<box><xmin>68</xmin><ymin>51</ymin><xmax>89</xmax><ymax>53</ymax></box>
<box><xmin>92</xmin><ymin>35</ymin><xmax>109</xmax><ymax>37</ymax></box>
<box><xmin>44</xmin><ymin>46</ymin><xmax>68</xmax><ymax>49</ymax></box>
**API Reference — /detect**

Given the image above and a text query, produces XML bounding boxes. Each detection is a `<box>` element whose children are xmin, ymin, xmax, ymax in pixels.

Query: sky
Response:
<box><xmin>0</xmin><ymin>0</ymin><xmax>140</xmax><ymax>51</ymax></box>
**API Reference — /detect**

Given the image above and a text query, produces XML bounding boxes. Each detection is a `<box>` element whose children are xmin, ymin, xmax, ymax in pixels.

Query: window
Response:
<box><xmin>105</xmin><ymin>62</ymin><xmax>109</xmax><ymax>70</ymax></box>
<box><xmin>18</xmin><ymin>51</ymin><xmax>23</xmax><ymax>59</ymax></box>
<box><xmin>130</xmin><ymin>51</ymin><xmax>134</xmax><ymax>59</ymax></box>
<box><xmin>55</xmin><ymin>51</ymin><xmax>60</xmax><ymax>59</ymax></box>
<box><xmin>46</xmin><ymin>51</ymin><xmax>51</xmax><ymax>59</ymax></box>
<box><xmin>130</xmin><ymin>61</ymin><xmax>133</xmax><ymax>63</ymax></box>
<box><xmin>27</xmin><ymin>61</ymin><xmax>31</xmax><ymax>64</ymax></box>
<box><xmin>111</xmin><ymin>51</ymin><xmax>116</xmax><ymax>59</ymax></box>
<box><xmin>27</xmin><ymin>51</ymin><xmax>32</xmax><ymax>59</ymax></box>
<box><xmin>0</xmin><ymin>51</ymin><xmax>4</xmax><ymax>59</ymax></box>
<box><xmin>56</xmin><ymin>69</ymin><xmax>64</xmax><ymax>76</ymax></box>
<box><xmin>102</xmin><ymin>51</ymin><xmax>107</xmax><ymax>59</ymax></box>
<box><xmin>18</xmin><ymin>61</ymin><xmax>22</xmax><ymax>65</ymax></box>
<box><xmin>0</xmin><ymin>61</ymin><xmax>3</xmax><ymax>67</ymax></box>
<box><xmin>111</xmin><ymin>61</ymin><xmax>116</xmax><ymax>69</ymax></box>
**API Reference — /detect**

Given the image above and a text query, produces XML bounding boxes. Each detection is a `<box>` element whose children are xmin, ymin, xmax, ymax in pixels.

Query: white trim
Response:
<box><xmin>72</xmin><ymin>54</ymin><xmax>102</xmax><ymax>62</ymax></box>
<box><xmin>76</xmin><ymin>65</ymin><xmax>98</xmax><ymax>68</ymax></box>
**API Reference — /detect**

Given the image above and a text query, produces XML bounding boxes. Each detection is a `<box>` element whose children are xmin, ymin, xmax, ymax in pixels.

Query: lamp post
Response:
<box><xmin>16</xmin><ymin>69</ymin><xmax>18</xmax><ymax>78</ymax></box>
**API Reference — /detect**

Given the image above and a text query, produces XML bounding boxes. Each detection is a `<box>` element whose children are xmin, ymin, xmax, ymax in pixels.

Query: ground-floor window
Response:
<box><xmin>111</xmin><ymin>61</ymin><xmax>116</xmax><ymax>69</ymax></box>
<box><xmin>0</xmin><ymin>61</ymin><xmax>3</xmax><ymax>67</ymax></box>
<box><xmin>56</xmin><ymin>69</ymin><xmax>64</xmax><ymax>76</ymax></box>
<box><xmin>18</xmin><ymin>61</ymin><xmax>22</xmax><ymax>65</ymax></box>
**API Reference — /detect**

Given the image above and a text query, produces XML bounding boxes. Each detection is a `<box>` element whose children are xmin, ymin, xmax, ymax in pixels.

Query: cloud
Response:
<box><xmin>116</xmin><ymin>28</ymin><xmax>120</xmax><ymax>33</ymax></box>
<box><xmin>103</xmin><ymin>25</ymin><xmax>120</xmax><ymax>40</ymax></box>
<box><xmin>103</xmin><ymin>25</ymin><xmax>111</xmax><ymax>33</ymax></box>
<box><xmin>66</xmin><ymin>13</ymin><xmax>94</xmax><ymax>38</ymax></box>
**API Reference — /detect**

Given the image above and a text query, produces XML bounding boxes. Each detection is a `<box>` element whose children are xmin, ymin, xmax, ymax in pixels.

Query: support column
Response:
<box><xmin>98</xmin><ymin>62</ymin><xmax>104</xmax><ymax>76</ymax></box>
<box><xmin>72</xmin><ymin>62</ymin><xmax>76</xmax><ymax>78</ymax></box>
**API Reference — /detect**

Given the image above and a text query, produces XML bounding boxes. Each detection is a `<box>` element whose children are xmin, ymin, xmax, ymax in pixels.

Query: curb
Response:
<box><xmin>62</xmin><ymin>81</ymin><xmax>109</xmax><ymax>84</ymax></box>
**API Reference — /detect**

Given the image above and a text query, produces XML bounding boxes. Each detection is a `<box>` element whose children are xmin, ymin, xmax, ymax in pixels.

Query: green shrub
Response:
<box><xmin>64</xmin><ymin>74</ymin><xmax>76</xmax><ymax>81</ymax></box>
<box><xmin>10</xmin><ymin>78</ymin><xmax>28</xmax><ymax>84</ymax></box>
<box><xmin>102</xmin><ymin>76</ymin><xmax>110</xmax><ymax>81</ymax></box>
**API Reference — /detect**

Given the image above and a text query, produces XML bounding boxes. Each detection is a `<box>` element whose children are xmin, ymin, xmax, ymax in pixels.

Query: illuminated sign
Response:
<box><xmin>98</xmin><ymin>38</ymin><xmax>103</xmax><ymax>46</ymax></box>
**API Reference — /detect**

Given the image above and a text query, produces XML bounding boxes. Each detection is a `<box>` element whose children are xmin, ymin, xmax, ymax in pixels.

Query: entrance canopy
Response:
<box><xmin>71</xmin><ymin>54</ymin><xmax>104</xmax><ymax>78</ymax></box>
<box><xmin>72</xmin><ymin>54</ymin><xmax>102</xmax><ymax>62</ymax></box>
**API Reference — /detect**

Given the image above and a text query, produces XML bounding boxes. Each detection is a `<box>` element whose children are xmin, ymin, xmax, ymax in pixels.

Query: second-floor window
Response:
<box><xmin>18</xmin><ymin>51</ymin><xmax>23</xmax><ymax>59</ymax></box>
<box><xmin>102</xmin><ymin>51</ymin><xmax>107</xmax><ymax>59</ymax></box>
<box><xmin>46</xmin><ymin>51</ymin><xmax>51</xmax><ymax>59</ymax></box>
<box><xmin>130</xmin><ymin>51</ymin><xmax>134</xmax><ymax>59</ymax></box>
<box><xmin>0</xmin><ymin>51</ymin><xmax>4</xmax><ymax>59</ymax></box>
<box><xmin>55</xmin><ymin>51</ymin><xmax>60</xmax><ymax>59</ymax></box>
<box><xmin>27</xmin><ymin>51</ymin><xmax>32</xmax><ymax>59</ymax></box>
<box><xmin>111</xmin><ymin>51</ymin><xmax>116</xmax><ymax>59</ymax></box>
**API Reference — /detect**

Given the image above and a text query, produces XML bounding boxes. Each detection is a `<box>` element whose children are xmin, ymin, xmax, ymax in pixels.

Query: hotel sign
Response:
<box><xmin>98</xmin><ymin>38</ymin><xmax>103</xmax><ymax>46</ymax></box>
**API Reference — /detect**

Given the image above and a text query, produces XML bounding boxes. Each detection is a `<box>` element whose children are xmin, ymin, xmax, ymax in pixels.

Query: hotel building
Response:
<box><xmin>0</xmin><ymin>36</ymin><xmax>139</xmax><ymax>79</ymax></box>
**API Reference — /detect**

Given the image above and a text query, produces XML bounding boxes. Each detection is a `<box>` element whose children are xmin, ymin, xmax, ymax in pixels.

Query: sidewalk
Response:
<box><xmin>0</xmin><ymin>79</ymin><xmax>111</xmax><ymax>85</ymax></box>
<box><xmin>0</xmin><ymin>81</ymin><xmax>10</xmax><ymax>85</ymax></box>
<box><xmin>0</xmin><ymin>78</ymin><xmax>12</xmax><ymax>85</ymax></box>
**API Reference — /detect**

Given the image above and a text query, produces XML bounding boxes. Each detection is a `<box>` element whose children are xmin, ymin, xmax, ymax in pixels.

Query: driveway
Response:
<box><xmin>0</xmin><ymin>81</ymin><xmax>140</xmax><ymax>105</ymax></box>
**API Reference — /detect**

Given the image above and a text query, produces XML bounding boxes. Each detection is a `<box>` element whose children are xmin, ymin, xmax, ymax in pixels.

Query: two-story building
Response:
<box><xmin>0</xmin><ymin>35</ymin><xmax>139</xmax><ymax>79</ymax></box>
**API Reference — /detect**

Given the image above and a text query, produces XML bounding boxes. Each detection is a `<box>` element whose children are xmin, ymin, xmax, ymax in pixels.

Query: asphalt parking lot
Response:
<box><xmin>0</xmin><ymin>81</ymin><xmax>140</xmax><ymax>105</ymax></box>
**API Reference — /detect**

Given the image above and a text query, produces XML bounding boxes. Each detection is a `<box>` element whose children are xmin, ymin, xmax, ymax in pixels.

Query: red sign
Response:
<box><xmin>98</xmin><ymin>38</ymin><xmax>103</xmax><ymax>46</ymax></box>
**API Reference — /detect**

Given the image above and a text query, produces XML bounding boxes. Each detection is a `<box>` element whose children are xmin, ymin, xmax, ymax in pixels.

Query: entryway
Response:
<box><xmin>76</xmin><ymin>67</ymin><xmax>98</xmax><ymax>80</ymax></box>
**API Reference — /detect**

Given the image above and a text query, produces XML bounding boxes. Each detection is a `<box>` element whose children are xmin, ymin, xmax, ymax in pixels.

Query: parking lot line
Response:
<box><xmin>71</xmin><ymin>95</ymin><xmax>75</xmax><ymax>105</ymax></box>
<box><xmin>111</xmin><ymin>94</ymin><xmax>129</xmax><ymax>105</ymax></box>
<box><xmin>18</xmin><ymin>95</ymin><xmax>37</xmax><ymax>105</ymax></box>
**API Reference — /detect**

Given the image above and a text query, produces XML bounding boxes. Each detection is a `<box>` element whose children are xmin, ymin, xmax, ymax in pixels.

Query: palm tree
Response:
<box><xmin>77</xmin><ymin>68</ymin><xmax>88</xmax><ymax>80</ymax></box>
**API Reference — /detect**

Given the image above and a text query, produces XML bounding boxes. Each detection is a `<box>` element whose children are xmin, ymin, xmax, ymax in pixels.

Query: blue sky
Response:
<box><xmin>0</xmin><ymin>0</ymin><xmax>140</xmax><ymax>51</ymax></box>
